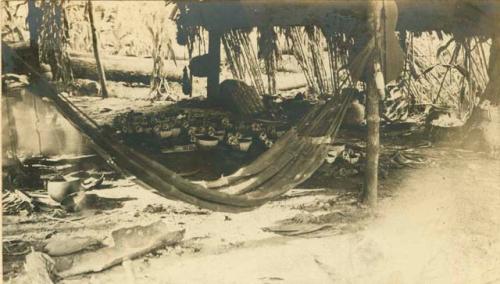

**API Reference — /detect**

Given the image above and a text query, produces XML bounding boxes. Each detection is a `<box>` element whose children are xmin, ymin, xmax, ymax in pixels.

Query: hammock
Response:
<box><xmin>28</xmin><ymin>78</ymin><xmax>350</xmax><ymax>212</ymax></box>
<box><xmin>7</xmin><ymin>42</ymin><xmax>352</xmax><ymax>212</ymax></box>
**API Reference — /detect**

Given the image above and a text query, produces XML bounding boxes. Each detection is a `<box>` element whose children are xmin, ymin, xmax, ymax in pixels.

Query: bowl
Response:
<box><xmin>238</xmin><ymin>138</ymin><xmax>253</xmax><ymax>152</ymax></box>
<box><xmin>213</xmin><ymin>130</ymin><xmax>226</xmax><ymax>141</ymax></box>
<box><xmin>160</xmin><ymin>128</ymin><xmax>181</xmax><ymax>138</ymax></box>
<box><xmin>196</xmin><ymin>135</ymin><xmax>219</xmax><ymax>149</ymax></box>
<box><xmin>170</xmin><ymin>128</ymin><xmax>181</xmax><ymax>137</ymax></box>
<box><xmin>48</xmin><ymin>178</ymin><xmax>81</xmax><ymax>202</ymax></box>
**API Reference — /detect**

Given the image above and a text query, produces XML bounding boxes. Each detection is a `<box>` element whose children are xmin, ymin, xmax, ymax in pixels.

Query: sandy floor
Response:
<box><xmin>4</xmin><ymin>147</ymin><xmax>499</xmax><ymax>283</ymax></box>
<box><xmin>3</xmin><ymin>75</ymin><xmax>499</xmax><ymax>283</ymax></box>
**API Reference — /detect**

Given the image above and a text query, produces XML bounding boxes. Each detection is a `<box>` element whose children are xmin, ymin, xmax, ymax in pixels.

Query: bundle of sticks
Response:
<box><xmin>222</xmin><ymin>29</ymin><xmax>266</xmax><ymax>96</ymax></box>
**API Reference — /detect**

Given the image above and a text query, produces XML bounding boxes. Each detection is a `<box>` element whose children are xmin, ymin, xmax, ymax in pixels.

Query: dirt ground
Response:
<box><xmin>3</xmin><ymin>78</ymin><xmax>500</xmax><ymax>283</ymax></box>
<box><xmin>3</xmin><ymin>144</ymin><xmax>499</xmax><ymax>283</ymax></box>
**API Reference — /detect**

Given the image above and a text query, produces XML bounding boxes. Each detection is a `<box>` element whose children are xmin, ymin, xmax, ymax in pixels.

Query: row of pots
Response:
<box><xmin>195</xmin><ymin>133</ymin><xmax>253</xmax><ymax>152</ymax></box>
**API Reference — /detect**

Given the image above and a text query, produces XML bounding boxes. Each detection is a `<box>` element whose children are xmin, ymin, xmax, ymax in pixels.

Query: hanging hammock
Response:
<box><xmin>8</xmin><ymin>43</ymin><xmax>352</xmax><ymax>212</ymax></box>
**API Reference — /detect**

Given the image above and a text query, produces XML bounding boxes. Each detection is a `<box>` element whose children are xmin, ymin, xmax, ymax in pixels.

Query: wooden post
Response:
<box><xmin>362</xmin><ymin>62</ymin><xmax>384</xmax><ymax>208</ymax></box>
<box><xmin>483</xmin><ymin>34</ymin><xmax>500</xmax><ymax>105</ymax></box>
<box><xmin>362</xmin><ymin>0</ymin><xmax>387</xmax><ymax>208</ymax></box>
<box><xmin>87</xmin><ymin>0</ymin><xmax>109</xmax><ymax>98</ymax></box>
<box><xmin>207</xmin><ymin>29</ymin><xmax>222</xmax><ymax>101</ymax></box>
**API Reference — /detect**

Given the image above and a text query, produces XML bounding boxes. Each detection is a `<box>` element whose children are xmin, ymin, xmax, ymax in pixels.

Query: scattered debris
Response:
<box><xmin>58</xmin><ymin>221</ymin><xmax>185</xmax><ymax>278</ymax></box>
<box><xmin>387</xmin><ymin>150</ymin><xmax>428</xmax><ymax>169</ymax></box>
<box><xmin>340</xmin><ymin>148</ymin><xmax>362</xmax><ymax>165</ymax></box>
<box><xmin>283</xmin><ymin>188</ymin><xmax>326</xmax><ymax>198</ymax></box>
<box><xmin>81</xmin><ymin>174</ymin><xmax>105</xmax><ymax>190</ymax></box>
<box><xmin>28</xmin><ymin>192</ymin><xmax>62</xmax><ymax>213</ymax></box>
<box><xmin>72</xmin><ymin>79</ymin><xmax>101</xmax><ymax>96</ymax></box>
<box><xmin>100</xmin><ymin>108</ymin><xmax>112</xmax><ymax>113</ymax></box>
<box><xmin>23</xmin><ymin>250</ymin><xmax>57</xmax><ymax>284</ymax></box>
<box><xmin>143</xmin><ymin>204</ymin><xmax>210</xmax><ymax>215</ymax></box>
<box><xmin>3</xmin><ymin>239</ymin><xmax>31</xmax><ymax>256</ymax></box>
<box><xmin>263</xmin><ymin>209</ymin><xmax>368</xmax><ymax>237</ymax></box>
<box><xmin>263</xmin><ymin>223</ymin><xmax>332</xmax><ymax>236</ymax></box>
<box><xmin>2</xmin><ymin>189</ymin><xmax>35</xmax><ymax>216</ymax></box>
<box><xmin>428</xmin><ymin>107</ymin><xmax>464</xmax><ymax>128</ymax></box>
<box><xmin>2</xmin><ymin>73</ymin><xmax>30</xmax><ymax>90</ymax></box>
<box><xmin>143</xmin><ymin>204</ymin><xmax>168</xmax><ymax>214</ymax></box>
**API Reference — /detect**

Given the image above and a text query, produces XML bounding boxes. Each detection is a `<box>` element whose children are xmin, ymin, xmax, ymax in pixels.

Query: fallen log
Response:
<box><xmin>2</xmin><ymin>41</ymin><xmax>184</xmax><ymax>84</ymax></box>
<box><xmin>70</xmin><ymin>52</ymin><xmax>184</xmax><ymax>84</ymax></box>
<box><xmin>3</xmin><ymin>41</ymin><xmax>307</xmax><ymax>92</ymax></box>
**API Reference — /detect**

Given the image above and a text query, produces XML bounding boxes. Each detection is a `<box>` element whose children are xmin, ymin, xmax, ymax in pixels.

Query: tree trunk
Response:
<box><xmin>87</xmin><ymin>0</ymin><xmax>108</xmax><ymax>98</ymax></box>
<box><xmin>27</xmin><ymin>0</ymin><xmax>41</xmax><ymax>71</ymax></box>
<box><xmin>207</xmin><ymin>30</ymin><xmax>222</xmax><ymax>101</ymax></box>
<box><xmin>4</xmin><ymin>42</ymin><xmax>183</xmax><ymax>84</ymax></box>
<box><xmin>70</xmin><ymin>53</ymin><xmax>182</xmax><ymax>84</ymax></box>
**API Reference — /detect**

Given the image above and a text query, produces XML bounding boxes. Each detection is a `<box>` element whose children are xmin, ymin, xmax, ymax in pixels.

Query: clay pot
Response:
<box><xmin>196</xmin><ymin>135</ymin><xmax>219</xmax><ymax>149</ymax></box>
<box><xmin>344</xmin><ymin>100</ymin><xmax>366</xmax><ymax>126</ymax></box>
<box><xmin>40</xmin><ymin>64</ymin><xmax>53</xmax><ymax>81</ymax></box>
<box><xmin>48</xmin><ymin>178</ymin><xmax>80</xmax><ymax>202</ymax></box>
<box><xmin>160</xmin><ymin>127</ymin><xmax>181</xmax><ymax>138</ymax></box>
<box><xmin>233</xmin><ymin>138</ymin><xmax>253</xmax><ymax>152</ymax></box>
<box><xmin>213</xmin><ymin>130</ymin><xmax>226</xmax><ymax>141</ymax></box>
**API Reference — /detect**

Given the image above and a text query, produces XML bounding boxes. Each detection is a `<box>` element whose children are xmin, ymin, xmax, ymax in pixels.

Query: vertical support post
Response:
<box><xmin>483</xmin><ymin>34</ymin><xmax>500</xmax><ymax>105</ymax></box>
<box><xmin>363</xmin><ymin>62</ymin><xmax>383</xmax><ymax>208</ymax></box>
<box><xmin>88</xmin><ymin>0</ymin><xmax>109</xmax><ymax>98</ymax></box>
<box><xmin>207</xmin><ymin>29</ymin><xmax>222</xmax><ymax>101</ymax></box>
<box><xmin>362</xmin><ymin>0</ymin><xmax>386</xmax><ymax>208</ymax></box>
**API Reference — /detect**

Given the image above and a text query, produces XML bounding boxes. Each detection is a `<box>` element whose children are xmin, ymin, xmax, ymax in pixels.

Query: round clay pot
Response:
<box><xmin>40</xmin><ymin>64</ymin><xmax>53</xmax><ymax>81</ymax></box>
<box><xmin>238</xmin><ymin>138</ymin><xmax>253</xmax><ymax>152</ymax></box>
<box><xmin>48</xmin><ymin>178</ymin><xmax>80</xmax><ymax>202</ymax></box>
<box><xmin>160</xmin><ymin>128</ymin><xmax>181</xmax><ymax>138</ymax></box>
<box><xmin>213</xmin><ymin>130</ymin><xmax>226</xmax><ymax>141</ymax></box>
<box><xmin>159</xmin><ymin>130</ymin><xmax>173</xmax><ymax>138</ymax></box>
<box><xmin>196</xmin><ymin>135</ymin><xmax>219</xmax><ymax>149</ymax></box>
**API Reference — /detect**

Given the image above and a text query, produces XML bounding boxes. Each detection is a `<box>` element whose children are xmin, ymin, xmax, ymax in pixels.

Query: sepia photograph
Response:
<box><xmin>1</xmin><ymin>0</ymin><xmax>500</xmax><ymax>283</ymax></box>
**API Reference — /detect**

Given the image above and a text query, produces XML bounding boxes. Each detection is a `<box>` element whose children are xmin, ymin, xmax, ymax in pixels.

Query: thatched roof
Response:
<box><xmin>175</xmin><ymin>0</ymin><xmax>500</xmax><ymax>41</ymax></box>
